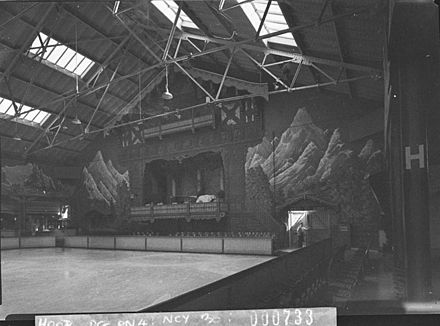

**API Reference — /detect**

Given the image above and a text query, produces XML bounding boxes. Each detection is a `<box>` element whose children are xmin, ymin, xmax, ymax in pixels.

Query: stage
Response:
<box><xmin>0</xmin><ymin>248</ymin><xmax>273</xmax><ymax>319</ymax></box>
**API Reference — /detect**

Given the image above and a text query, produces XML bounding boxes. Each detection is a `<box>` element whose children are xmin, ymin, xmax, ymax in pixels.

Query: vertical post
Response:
<box><xmin>272</xmin><ymin>131</ymin><xmax>276</xmax><ymax>219</ymax></box>
<box><xmin>389</xmin><ymin>1</ymin><xmax>439</xmax><ymax>301</ymax></box>
<box><xmin>0</xmin><ymin>138</ymin><xmax>2</xmax><ymax>305</ymax></box>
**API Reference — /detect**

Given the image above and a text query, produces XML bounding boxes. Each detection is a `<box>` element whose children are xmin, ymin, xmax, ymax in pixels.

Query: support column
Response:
<box><xmin>389</xmin><ymin>1</ymin><xmax>440</xmax><ymax>301</ymax></box>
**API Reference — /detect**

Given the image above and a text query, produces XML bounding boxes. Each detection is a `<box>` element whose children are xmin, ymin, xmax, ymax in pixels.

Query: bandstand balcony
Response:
<box><xmin>130</xmin><ymin>202</ymin><xmax>228</xmax><ymax>223</ymax></box>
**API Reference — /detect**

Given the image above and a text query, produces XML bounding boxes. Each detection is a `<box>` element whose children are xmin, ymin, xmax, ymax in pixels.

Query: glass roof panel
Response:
<box><xmin>28</xmin><ymin>32</ymin><xmax>96</xmax><ymax>78</ymax></box>
<box><xmin>73</xmin><ymin>56</ymin><xmax>94</xmax><ymax>76</ymax></box>
<box><xmin>0</xmin><ymin>96</ymin><xmax>51</xmax><ymax>126</ymax></box>
<box><xmin>33</xmin><ymin>110</ymin><xmax>50</xmax><ymax>124</ymax></box>
<box><xmin>46</xmin><ymin>45</ymin><xmax>67</xmax><ymax>64</ymax></box>
<box><xmin>56</xmin><ymin>48</ymin><xmax>76</xmax><ymax>68</ymax></box>
<box><xmin>0</xmin><ymin>99</ymin><xmax>12</xmax><ymax>113</ymax></box>
<box><xmin>241</xmin><ymin>0</ymin><xmax>297</xmax><ymax>47</ymax></box>
<box><xmin>23</xmin><ymin>108</ymin><xmax>39</xmax><ymax>121</ymax></box>
<box><xmin>64</xmin><ymin>53</ymin><xmax>82</xmax><ymax>71</ymax></box>
<box><xmin>151</xmin><ymin>0</ymin><xmax>199</xmax><ymax>30</ymax></box>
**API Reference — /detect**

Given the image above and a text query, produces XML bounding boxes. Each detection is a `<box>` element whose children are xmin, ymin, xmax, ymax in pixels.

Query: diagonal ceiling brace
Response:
<box><xmin>255</xmin><ymin>0</ymin><xmax>272</xmax><ymax>40</ymax></box>
<box><xmin>85</xmin><ymin>55</ymin><xmax>124</xmax><ymax>132</ymax></box>
<box><xmin>216</xmin><ymin>48</ymin><xmax>235</xmax><ymax>100</ymax></box>
<box><xmin>0</xmin><ymin>3</ymin><xmax>56</xmax><ymax>81</ymax></box>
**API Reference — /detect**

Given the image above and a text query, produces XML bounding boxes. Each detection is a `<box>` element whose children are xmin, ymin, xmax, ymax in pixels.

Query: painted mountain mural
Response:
<box><xmin>1</xmin><ymin>163</ymin><xmax>71</xmax><ymax>196</ymax></box>
<box><xmin>75</xmin><ymin>151</ymin><xmax>130</xmax><ymax>224</ymax></box>
<box><xmin>246</xmin><ymin>108</ymin><xmax>383</xmax><ymax>245</ymax></box>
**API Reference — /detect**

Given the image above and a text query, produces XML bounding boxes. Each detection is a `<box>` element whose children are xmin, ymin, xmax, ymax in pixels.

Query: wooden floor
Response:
<box><xmin>0</xmin><ymin>248</ymin><xmax>273</xmax><ymax>319</ymax></box>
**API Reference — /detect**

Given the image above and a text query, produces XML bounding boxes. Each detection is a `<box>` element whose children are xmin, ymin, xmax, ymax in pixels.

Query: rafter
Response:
<box><xmin>203</xmin><ymin>1</ymin><xmax>244</xmax><ymax>72</ymax></box>
<box><xmin>0</xmin><ymin>20</ymin><xmax>132</xmax><ymax>112</ymax></box>
<box><xmin>175</xmin><ymin>0</ymin><xmax>227</xmax><ymax>69</ymax></box>
<box><xmin>0</xmin><ymin>8</ymin><xmax>138</xmax><ymax>106</ymax></box>
<box><xmin>329</xmin><ymin>1</ymin><xmax>355</xmax><ymax>98</ymax></box>
<box><xmin>85</xmin><ymin>55</ymin><xmax>124</xmax><ymax>132</ymax></box>
<box><xmin>0</xmin><ymin>3</ymin><xmax>56</xmax><ymax>81</ymax></box>
<box><xmin>0</xmin><ymin>3</ymin><xmax>39</xmax><ymax>30</ymax></box>
<box><xmin>278</xmin><ymin>1</ymin><xmax>323</xmax><ymax>89</ymax></box>
<box><xmin>61</xmin><ymin>4</ymin><xmax>158</xmax><ymax>67</ymax></box>
<box><xmin>1</xmin><ymin>4</ymin><xmax>163</xmax><ymax>122</ymax></box>
<box><xmin>0</xmin><ymin>71</ymin><xmax>110</xmax><ymax>127</ymax></box>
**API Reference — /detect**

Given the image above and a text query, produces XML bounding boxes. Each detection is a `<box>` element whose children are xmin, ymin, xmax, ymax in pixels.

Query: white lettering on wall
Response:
<box><xmin>405</xmin><ymin>144</ymin><xmax>425</xmax><ymax>170</ymax></box>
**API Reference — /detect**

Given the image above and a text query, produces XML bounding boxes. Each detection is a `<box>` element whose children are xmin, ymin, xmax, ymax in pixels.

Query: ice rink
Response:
<box><xmin>0</xmin><ymin>248</ymin><xmax>273</xmax><ymax>319</ymax></box>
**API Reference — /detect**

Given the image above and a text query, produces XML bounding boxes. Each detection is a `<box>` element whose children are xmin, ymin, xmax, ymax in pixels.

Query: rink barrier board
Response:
<box><xmin>115</xmin><ymin>236</ymin><xmax>147</xmax><ymax>251</ymax></box>
<box><xmin>63</xmin><ymin>236</ymin><xmax>273</xmax><ymax>255</ymax></box>
<box><xmin>0</xmin><ymin>235</ymin><xmax>272</xmax><ymax>255</ymax></box>
<box><xmin>0</xmin><ymin>236</ymin><xmax>56</xmax><ymax>249</ymax></box>
<box><xmin>181</xmin><ymin>237</ymin><xmax>223</xmax><ymax>253</ymax></box>
<box><xmin>63</xmin><ymin>236</ymin><xmax>88</xmax><ymax>248</ymax></box>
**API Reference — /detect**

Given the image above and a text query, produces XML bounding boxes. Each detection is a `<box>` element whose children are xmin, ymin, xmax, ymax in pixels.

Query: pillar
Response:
<box><xmin>388</xmin><ymin>0</ymin><xmax>440</xmax><ymax>301</ymax></box>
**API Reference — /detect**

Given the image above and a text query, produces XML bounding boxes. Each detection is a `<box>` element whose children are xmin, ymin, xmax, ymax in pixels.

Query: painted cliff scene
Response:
<box><xmin>73</xmin><ymin>151</ymin><xmax>130</xmax><ymax>233</ymax></box>
<box><xmin>245</xmin><ymin>108</ymin><xmax>383</xmax><ymax>246</ymax></box>
<box><xmin>2</xmin><ymin>163</ymin><xmax>72</xmax><ymax>197</ymax></box>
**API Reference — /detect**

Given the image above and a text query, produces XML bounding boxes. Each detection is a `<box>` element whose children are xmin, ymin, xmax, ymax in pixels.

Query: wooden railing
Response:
<box><xmin>130</xmin><ymin>202</ymin><xmax>228</xmax><ymax>222</ymax></box>
<box><xmin>143</xmin><ymin>108</ymin><xmax>215</xmax><ymax>140</ymax></box>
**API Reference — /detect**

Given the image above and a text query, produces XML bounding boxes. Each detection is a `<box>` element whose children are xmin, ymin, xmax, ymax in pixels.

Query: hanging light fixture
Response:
<box><xmin>71</xmin><ymin>24</ymin><xmax>81</xmax><ymax>126</ymax></box>
<box><xmin>13</xmin><ymin>117</ymin><xmax>22</xmax><ymax>141</ymax></box>
<box><xmin>72</xmin><ymin>114</ymin><xmax>81</xmax><ymax>125</ymax></box>
<box><xmin>138</xmin><ymin>59</ymin><xmax>143</xmax><ymax>125</ymax></box>
<box><xmin>162</xmin><ymin>65</ymin><xmax>173</xmax><ymax>100</ymax></box>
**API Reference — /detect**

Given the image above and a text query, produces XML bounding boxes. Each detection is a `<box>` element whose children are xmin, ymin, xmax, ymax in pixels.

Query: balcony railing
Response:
<box><xmin>130</xmin><ymin>202</ymin><xmax>228</xmax><ymax>223</ymax></box>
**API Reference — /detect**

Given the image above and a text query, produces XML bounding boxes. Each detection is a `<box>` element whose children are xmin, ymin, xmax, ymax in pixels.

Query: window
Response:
<box><xmin>150</xmin><ymin>0</ymin><xmax>199</xmax><ymax>30</ymax></box>
<box><xmin>241</xmin><ymin>0</ymin><xmax>296</xmax><ymax>47</ymax></box>
<box><xmin>0</xmin><ymin>97</ymin><xmax>50</xmax><ymax>125</ymax></box>
<box><xmin>28</xmin><ymin>32</ymin><xmax>95</xmax><ymax>78</ymax></box>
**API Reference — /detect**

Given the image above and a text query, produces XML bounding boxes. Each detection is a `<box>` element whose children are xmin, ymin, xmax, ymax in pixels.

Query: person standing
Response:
<box><xmin>297</xmin><ymin>222</ymin><xmax>305</xmax><ymax>248</ymax></box>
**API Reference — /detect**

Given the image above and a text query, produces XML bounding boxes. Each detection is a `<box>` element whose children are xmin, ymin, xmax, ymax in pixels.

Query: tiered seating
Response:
<box><xmin>257</xmin><ymin>260</ymin><xmax>329</xmax><ymax>308</ymax></box>
<box><xmin>327</xmin><ymin>245</ymin><xmax>370</xmax><ymax>309</ymax></box>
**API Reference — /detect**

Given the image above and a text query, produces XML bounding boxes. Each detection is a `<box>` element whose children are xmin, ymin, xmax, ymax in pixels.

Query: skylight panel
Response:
<box><xmin>241</xmin><ymin>0</ymin><xmax>297</xmax><ymax>47</ymax></box>
<box><xmin>28</xmin><ymin>32</ymin><xmax>95</xmax><ymax>78</ymax></box>
<box><xmin>151</xmin><ymin>0</ymin><xmax>199</xmax><ymax>30</ymax></box>
<box><xmin>0</xmin><ymin>97</ymin><xmax>51</xmax><ymax>126</ymax></box>
<box><xmin>33</xmin><ymin>110</ymin><xmax>50</xmax><ymax>124</ymax></box>
<box><xmin>22</xmin><ymin>109</ymin><xmax>39</xmax><ymax>121</ymax></box>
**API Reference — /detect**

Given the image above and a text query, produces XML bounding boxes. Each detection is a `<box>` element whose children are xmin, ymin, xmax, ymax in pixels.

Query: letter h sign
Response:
<box><xmin>405</xmin><ymin>144</ymin><xmax>425</xmax><ymax>170</ymax></box>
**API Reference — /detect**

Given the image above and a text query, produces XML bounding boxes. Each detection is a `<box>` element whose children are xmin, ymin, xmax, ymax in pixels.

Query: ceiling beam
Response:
<box><xmin>278</xmin><ymin>1</ymin><xmax>324</xmax><ymax>90</ymax></box>
<box><xmin>176</xmin><ymin>1</ymin><xmax>231</xmax><ymax>70</ymax></box>
<box><xmin>0</xmin><ymin>3</ymin><xmax>55</xmax><ymax>81</ymax></box>
<box><xmin>0</xmin><ymin>71</ymin><xmax>106</xmax><ymax>129</ymax></box>
<box><xmin>0</xmin><ymin>38</ymin><xmax>124</xmax><ymax>123</ymax></box>
<box><xmin>0</xmin><ymin>7</ymin><xmax>137</xmax><ymax>107</ymax></box>
<box><xmin>125</xmin><ymin>23</ymin><xmax>381</xmax><ymax>75</ymax></box>
<box><xmin>61</xmin><ymin>4</ymin><xmax>157</xmax><ymax>67</ymax></box>
<box><xmin>203</xmin><ymin>2</ymin><xmax>246</xmax><ymax>72</ymax></box>
<box><xmin>329</xmin><ymin>1</ymin><xmax>355</xmax><ymax>98</ymax></box>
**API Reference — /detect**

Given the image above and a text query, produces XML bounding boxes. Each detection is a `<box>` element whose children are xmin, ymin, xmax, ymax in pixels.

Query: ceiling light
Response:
<box><xmin>72</xmin><ymin>116</ymin><xmax>81</xmax><ymax>125</ymax></box>
<box><xmin>13</xmin><ymin>117</ymin><xmax>22</xmax><ymax>141</ymax></box>
<box><xmin>162</xmin><ymin>89</ymin><xmax>173</xmax><ymax>100</ymax></box>
<box><xmin>162</xmin><ymin>65</ymin><xmax>173</xmax><ymax>100</ymax></box>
